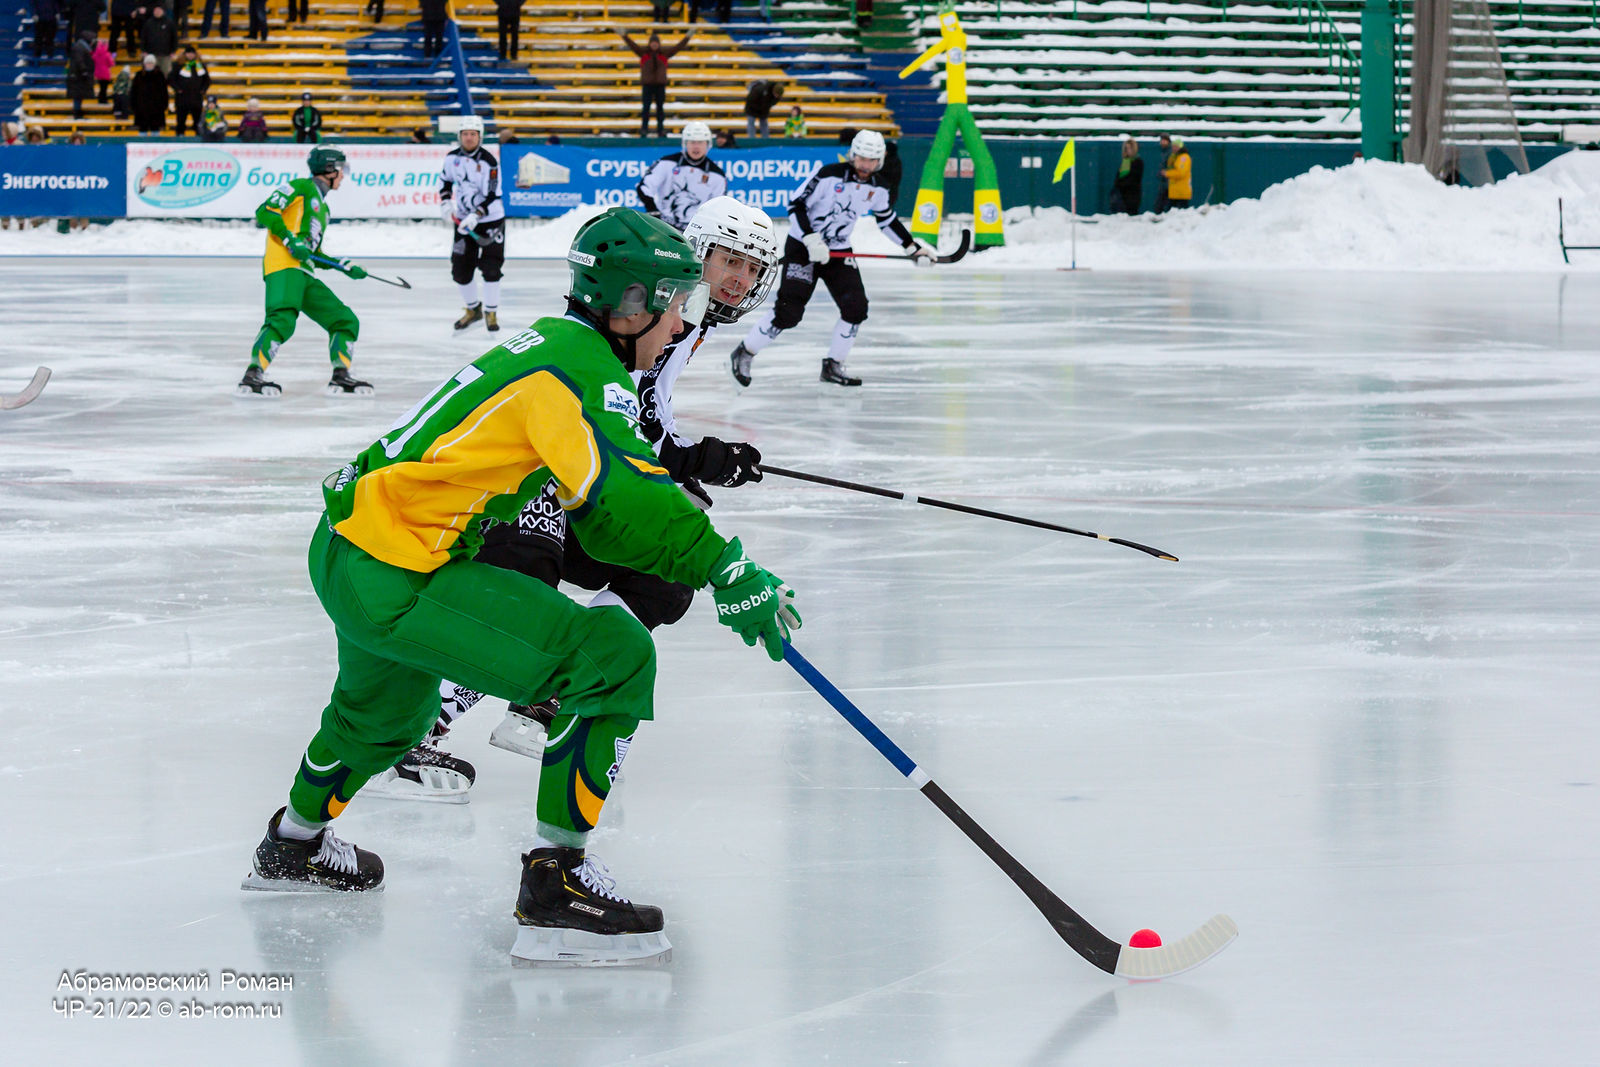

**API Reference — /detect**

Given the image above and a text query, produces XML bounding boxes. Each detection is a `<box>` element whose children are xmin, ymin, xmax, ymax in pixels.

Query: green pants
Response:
<box><xmin>288</xmin><ymin>518</ymin><xmax>655</xmax><ymax>836</ymax></box>
<box><xmin>251</xmin><ymin>269</ymin><xmax>360</xmax><ymax>369</ymax></box>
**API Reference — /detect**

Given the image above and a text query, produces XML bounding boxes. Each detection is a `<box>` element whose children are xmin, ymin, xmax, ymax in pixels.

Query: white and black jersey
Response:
<box><xmin>788</xmin><ymin>162</ymin><xmax>912</xmax><ymax>250</ymax></box>
<box><xmin>634</xmin><ymin>321</ymin><xmax>719</xmax><ymax>467</ymax></box>
<box><xmin>635</xmin><ymin>152</ymin><xmax>729</xmax><ymax>231</ymax></box>
<box><xmin>440</xmin><ymin>145</ymin><xmax>504</xmax><ymax>223</ymax></box>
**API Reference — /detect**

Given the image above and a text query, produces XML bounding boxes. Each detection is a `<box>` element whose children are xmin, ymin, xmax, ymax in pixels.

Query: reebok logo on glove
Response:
<box><xmin>716</xmin><ymin>586</ymin><xmax>773</xmax><ymax>616</ymax></box>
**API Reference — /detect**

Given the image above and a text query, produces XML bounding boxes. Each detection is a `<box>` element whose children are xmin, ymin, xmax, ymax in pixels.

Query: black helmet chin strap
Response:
<box><xmin>566</xmin><ymin>298</ymin><xmax>661</xmax><ymax>369</ymax></box>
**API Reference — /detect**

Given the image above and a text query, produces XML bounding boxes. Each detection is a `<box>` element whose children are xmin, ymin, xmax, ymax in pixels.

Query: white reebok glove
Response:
<box><xmin>439</xmin><ymin>198</ymin><xmax>456</xmax><ymax>222</ymax></box>
<box><xmin>457</xmin><ymin>212</ymin><xmax>481</xmax><ymax>235</ymax></box>
<box><xmin>803</xmin><ymin>231</ymin><xmax>830</xmax><ymax>264</ymax></box>
<box><xmin>907</xmin><ymin>238</ymin><xmax>937</xmax><ymax>263</ymax></box>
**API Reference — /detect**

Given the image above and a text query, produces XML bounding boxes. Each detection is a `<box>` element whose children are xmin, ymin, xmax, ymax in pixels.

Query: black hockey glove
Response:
<box><xmin>694</xmin><ymin>437</ymin><xmax>763</xmax><ymax>487</ymax></box>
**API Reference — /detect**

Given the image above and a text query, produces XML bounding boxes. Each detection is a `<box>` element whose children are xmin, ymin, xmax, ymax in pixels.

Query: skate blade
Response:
<box><xmin>361</xmin><ymin>767</ymin><xmax>471</xmax><ymax>804</ymax></box>
<box><xmin>324</xmin><ymin>385</ymin><xmax>376</xmax><ymax>397</ymax></box>
<box><xmin>510</xmin><ymin>925</ymin><xmax>671</xmax><ymax>967</ymax></box>
<box><xmin>234</xmin><ymin>387</ymin><xmax>282</xmax><ymax>399</ymax></box>
<box><xmin>240</xmin><ymin>870</ymin><xmax>386</xmax><ymax>893</ymax></box>
<box><xmin>488</xmin><ymin>714</ymin><xmax>546</xmax><ymax>758</ymax></box>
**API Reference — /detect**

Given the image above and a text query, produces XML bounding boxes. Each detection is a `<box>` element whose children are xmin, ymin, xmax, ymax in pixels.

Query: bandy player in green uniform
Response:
<box><xmin>240</xmin><ymin>208</ymin><xmax>800</xmax><ymax>966</ymax></box>
<box><xmin>237</xmin><ymin>146</ymin><xmax>375</xmax><ymax>398</ymax></box>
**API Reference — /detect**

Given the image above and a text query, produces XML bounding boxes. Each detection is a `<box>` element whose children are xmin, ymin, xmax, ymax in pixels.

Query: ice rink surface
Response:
<box><xmin>1</xmin><ymin>258</ymin><xmax>1597</xmax><ymax>1065</ymax></box>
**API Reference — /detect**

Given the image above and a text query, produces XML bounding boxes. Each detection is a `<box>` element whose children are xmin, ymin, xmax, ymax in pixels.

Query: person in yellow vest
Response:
<box><xmin>1156</xmin><ymin>134</ymin><xmax>1192</xmax><ymax>213</ymax></box>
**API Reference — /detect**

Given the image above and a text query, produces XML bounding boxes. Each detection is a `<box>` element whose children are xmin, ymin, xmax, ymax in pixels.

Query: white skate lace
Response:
<box><xmin>572</xmin><ymin>855</ymin><xmax>630</xmax><ymax>904</ymax></box>
<box><xmin>313</xmin><ymin>832</ymin><xmax>359</xmax><ymax>876</ymax></box>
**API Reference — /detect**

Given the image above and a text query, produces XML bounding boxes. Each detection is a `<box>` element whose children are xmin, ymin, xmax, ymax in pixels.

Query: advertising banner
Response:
<box><xmin>125</xmin><ymin>143</ymin><xmax>455</xmax><ymax>218</ymax></box>
<box><xmin>0</xmin><ymin>146</ymin><xmax>125</xmax><ymax>217</ymax></box>
<box><xmin>501</xmin><ymin>145</ymin><xmax>842</xmax><ymax>217</ymax></box>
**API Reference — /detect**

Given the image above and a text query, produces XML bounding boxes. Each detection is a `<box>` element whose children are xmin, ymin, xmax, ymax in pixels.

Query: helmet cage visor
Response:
<box><xmin>688</xmin><ymin>234</ymin><xmax>778</xmax><ymax>325</ymax></box>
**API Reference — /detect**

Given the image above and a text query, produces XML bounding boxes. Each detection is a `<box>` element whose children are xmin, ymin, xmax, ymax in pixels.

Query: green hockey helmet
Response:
<box><xmin>567</xmin><ymin>207</ymin><xmax>703</xmax><ymax>318</ymax></box>
<box><xmin>307</xmin><ymin>146</ymin><xmax>348</xmax><ymax>178</ymax></box>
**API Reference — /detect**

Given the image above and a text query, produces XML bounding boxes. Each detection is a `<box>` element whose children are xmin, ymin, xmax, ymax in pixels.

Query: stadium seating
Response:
<box><xmin>5</xmin><ymin>0</ymin><xmax>898</xmax><ymax>138</ymax></box>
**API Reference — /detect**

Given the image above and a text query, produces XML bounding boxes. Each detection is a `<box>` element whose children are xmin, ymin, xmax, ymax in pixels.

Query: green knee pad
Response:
<box><xmin>536</xmin><ymin>713</ymin><xmax>640</xmax><ymax>842</ymax></box>
<box><xmin>287</xmin><ymin>735</ymin><xmax>372</xmax><ymax>824</ymax></box>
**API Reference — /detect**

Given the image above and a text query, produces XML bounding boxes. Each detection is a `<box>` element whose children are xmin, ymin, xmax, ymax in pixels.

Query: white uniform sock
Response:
<box><xmin>482</xmin><ymin>280</ymin><xmax>501</xmax><ymax>312</ymax></box>
<box><xmin>276</xmin><ymin>806</ymin><xmax>324</xmax><ymax>841</ymax></box>
<box><xmin>826</xmin><ymin>318</ymin><xmax>860</xmax><ymax>365</ymax></box>
<box><xmin>742</xmin><ymin>307</ymin><xmax>782</xmax><ymax>354</ymax></box>
<box><xmin>458</xmin><ymin>281</ymin><xmax>481</xmax><ymax>308</ymax></box>
<box><xmin>588</xmin><ymin>588</ymin><xmax>639</xmax><ymax>621</ymax></box>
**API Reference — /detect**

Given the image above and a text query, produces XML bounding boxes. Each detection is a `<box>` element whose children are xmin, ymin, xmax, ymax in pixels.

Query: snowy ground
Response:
<box><xmin>6</xmin><ymin>153</ymin><xmax>1600</xmax><ymax>271</ymax></box>
<box><xmin>0</xmin><ymin>256</ymin><xmax>1596</xmax><ymax>1064</ymax></box>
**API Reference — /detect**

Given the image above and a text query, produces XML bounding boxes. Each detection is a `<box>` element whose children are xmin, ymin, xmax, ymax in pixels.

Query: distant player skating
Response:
<box><xmin>440</xmin><ymin>115</ymin><xmax>506</xmax><ymax>334</ymax></box>
<box><xmin>366</xmin><ymin>196</ymin><xmax>782</xmax><ymax>800</ymax></box>
<box><xmin>241</xmin><ymin>207</ymin><xmax>799</xmax><ymax>968</ymax></box>
<box><xmin>634</xmin><ymin>121</ymin><xmax>728</xmax><ymax>231</ymax></box>
<box><xmin>236</xmin><ymin>146</ymin><xmax>374</xmax><ymax>398</ymax></box>
<box><xmin>730</xmin><ymin>129</ymin><xmax>934</xmax><ymax>388</ymax></box>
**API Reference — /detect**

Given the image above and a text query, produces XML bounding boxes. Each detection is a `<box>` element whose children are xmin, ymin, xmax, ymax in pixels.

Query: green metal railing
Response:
<box><xmin>1296</xmin><ymin>0</ymin><xmax>1362</xmax><ymax>107</ymax></box>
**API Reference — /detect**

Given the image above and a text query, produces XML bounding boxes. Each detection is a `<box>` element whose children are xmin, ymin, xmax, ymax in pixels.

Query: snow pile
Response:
<box><xmin>977</xmin><ymin>153</ymin><xmax>1600</xmax><ymax>271</ymax></box>
<box><xmin>6</xmin><ymin>153</ymin><xmax>1600</xmax><ymax>270</ymax></box>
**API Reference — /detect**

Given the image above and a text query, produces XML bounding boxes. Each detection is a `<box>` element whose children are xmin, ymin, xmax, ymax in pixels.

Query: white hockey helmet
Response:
<box><xmin>457</xmin><ymin>114</ymin><xmax>485</xmax><ymax>142</ymax></box>
<box><xmin>681</xmin><ymin>121</ymin><xmax>714</xmax><ymax>151</ymax></box>
<box><xmin>682</xmin><ymin>195</ymin><xmax>781</xmax><ymax>325</ymax></box>
<box><xmin>849</xmin><ymin>129</ymin><xmax>887</xmax><ymax>163</ymax></box>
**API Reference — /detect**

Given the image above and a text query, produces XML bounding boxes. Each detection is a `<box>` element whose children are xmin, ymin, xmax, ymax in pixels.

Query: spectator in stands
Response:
<box><xmin>140</xmin><ymin>4</ymin><xmax>175</xmax><ymax>74</ymax></box>
<box><xmin>92</xmin><ymin>33</ymin><xmax>113</xmax><ymax>103</ymax></box>
<box><xmin>544</xmin><ymin>133</ymin><xmax>561</xmax><ymax>144</ymax></box>
<box><xmin>67</xmin><ymin>30</ymin><xmax>96</xmax><ymax>120</ymax></box>
<box><xmin>1156</xmin><ymin>134</ymin><xmax>1191</xmax><ymax>213</ymax></box>
<box><xmin>743</xmin><ymin>79</ymin><xmax>783</xmax><ymax>138</ymax></box>
<box><xmin>365</xmin><ymin>0</ymin><xmax>385</xmax><ymax>23</ymax></box>
<box><xmin>421</xmin><ymin>0</ymin><xmax>448</xmax><ymax>59</ymax></box>
<box><xmin>286</xmin><ymin>0</ymin><xmax>307</xmax><ymax>23</ymax></box>
<box><xmin>649</xmin><ymin>0</ymin><xmax>673</xmax><ymax>22</ymax></box>
<box><xmin>200</xmin><ymin>0</ymin><xmax>229</xmax><ymax>38</ymax></box>
<box><xmin>616</xmin><ymin>27</ymin><xmax>692</xmax><ymax>139</ymax></box>
<box><xmin>783</xmin><ymin>104</ymin><xmax>806</xmax><ymax>138</ymax></box>
<box><xmin>201</xmin><ymin>94</ymin><xmax>227</xmax><ymax>140</ymax></box>
<box><xmin>238</xmin><ymin>97</ymin><xmax>268</xmax><ymax>140</ymax></box>
<box><xmin>69</xmin><ymin>0</ymin><xmax>104</xmax><ymax>45</ymax></box>
<box><xmin>33</xmin><ymin>0</ymin><xmax>62</xmax><ymax>60</ymax></box>
<box><xmin>496</xmin><ymin>0</ymin><xmax>522</xmax><ymax>60</ymax></box>
<box><xmin>714</xmin><ymin>128</ymin><xmax>736</xmax><ymax>149</ymax></box>
<box><xmin>130</xmin><ymin>53</ymin><xmax>167</xmax><ymax>134</ymax></box>
<box><xmin>3</xmin><ymin>121</ymin><xmax>23</xmax><ymax>146</ymax></box>
<box><xmin>25</xmin><ymin>126</ymin><xmax>51</xmax><ymax>143</ymax></box>
<box><xmin>169</xmin><ymin>44</ymin><xmax>209</xmax><ymax>136</ymax></box>
<box><xmin>714</xmin><ymin>0</ymin><xmax>730</xmax><ymax>21</ymax></box>
<box><xmin>108</xmin><ymin>0</ymin><xmax>139</xmax><ymax>56</ymax></box>
<box><xmin>1110</xmin><ymin>137</ymin><xmax>1143</xmax><ymax>215</ymax></box>
<box><xmin>292</xmin><ymin>92</ymin><xmax>323</xmax><ymax>142</ymax></box>
<box><xmin>247</xmin><ymin>0</ymin><xmax>268</xmax><ymax>40</ymax></box>
<box><xmin>112</xmin><ymin>63</ymin><xmax>132</xmax><ymax>117</ymax></box>
<box><xmin>410</xmin><ymin>126</ymin><xmax>431</xmax><ymax>143</ymax></box>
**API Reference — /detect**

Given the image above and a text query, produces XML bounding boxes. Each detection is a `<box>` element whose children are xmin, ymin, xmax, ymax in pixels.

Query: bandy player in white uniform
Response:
<box><xmin>439</xmin><ymin>115</ymin><xmax>506</xmax><ymax>333</ymax></box>
<box><xmin>361</xmin><ymin>196</ymin><xmax>783</xmax><ymax>801</ymax></box>
<box><xmin>634</xmin><ymin>121</ymin><xmax>729</xmax><ymax>231</ymax></box>
<box><xmin>729</xmin><ymin>129</ymin><xmax>933</xmax><ymax>387</ymax></box>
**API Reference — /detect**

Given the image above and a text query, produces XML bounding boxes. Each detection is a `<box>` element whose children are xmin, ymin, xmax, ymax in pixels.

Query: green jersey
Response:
<box><xmin>257</xmin><ymin>177</ymin><xmax>330</xmax><ymax>277</ymax></box>
<box><xmin>323</xmin><ymin>316</ymin><xmax>729</xmax><ymax>588</ymax></box>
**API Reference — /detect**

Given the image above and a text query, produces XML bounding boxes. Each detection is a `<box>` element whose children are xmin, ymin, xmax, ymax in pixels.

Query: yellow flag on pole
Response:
<box><xmin>1052</xmin><ymin>139</ymin><xmax>1076</xmax><ymax>184</ymax></box>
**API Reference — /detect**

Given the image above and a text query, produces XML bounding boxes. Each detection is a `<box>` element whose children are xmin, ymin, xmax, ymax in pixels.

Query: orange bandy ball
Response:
<box><xmin>1129</xmin><ymin>929</ymin><xmax>1163</xmax><ymax>948</ymax></box>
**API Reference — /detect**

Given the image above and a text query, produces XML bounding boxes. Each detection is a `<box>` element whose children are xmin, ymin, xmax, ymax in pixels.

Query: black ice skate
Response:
<box><xmin>729</xmin><ymin>342</ymin><xmax>754</xmax><ymax>387</ymax></box>
<box><xmin>511</xmin><ymin>847</ymin><xmax>671</xmax><ymax>965</ymax></box>
<box><xmin>236</xmin><ymin>365</ymin><xmax>282</xmax><ymax>398</ymax></box>
<box><xmin>820</xmin><ymin>359</ymin><xmax>862</xmax><ymax>387</ymax></box>
<box><xmin>485</xmin><ymin>310</ymin><xmax>500</xmax><ymax>333</ymax></box>
<box><xmin>363</xmin><ymin>720</ymin><xmax>476</xmax><ymax>803</ymax></box>
<box><xmin>240</xmin><ymin>807</ymin><xmax>384</xmax><ymax>892</ymax></box>
<box><xmin>325</xmin><ymin>366</ymin><xmax>375</xmax><ymax>396</ymax></box>
<box><xmin>454</xmin><ymin>303</ymin><xmax>484</xmax><ymax>331</ymax></box>
<box><xmin>489</xmin><ymin>697</ymin><xmax>559</xmax><ymax>758</ymax></box>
